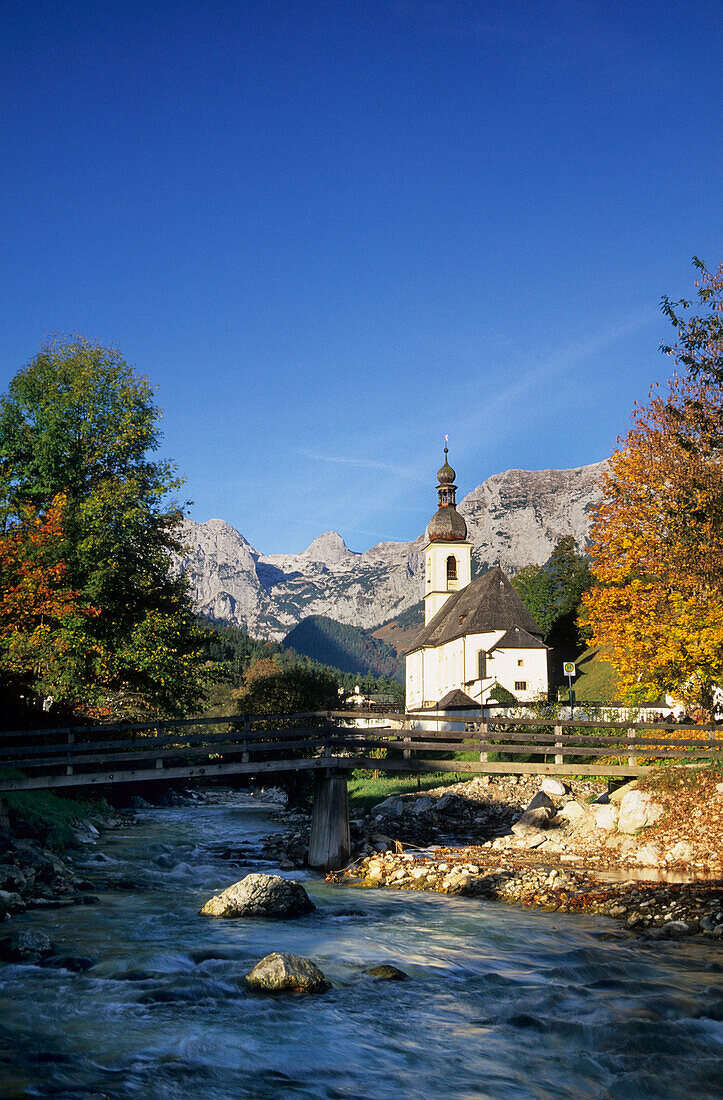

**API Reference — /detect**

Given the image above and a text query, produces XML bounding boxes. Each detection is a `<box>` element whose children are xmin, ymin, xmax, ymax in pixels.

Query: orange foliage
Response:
<box><xmin>582</xmin><ymin>377</ymin><xmax>723</xmax><ymax>710</ymax></box>
<box><xmin>0</xmin><ymin>495</ymin><xmax>89</xmax><ymax>634</ymax></box>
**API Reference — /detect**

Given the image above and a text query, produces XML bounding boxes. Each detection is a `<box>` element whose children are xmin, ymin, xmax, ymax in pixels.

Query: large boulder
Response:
<box><xmin>245</xmin><ymin>952</ymin><xmax>330</xmax><ymax>993</ymax></box>
<box><xmin>199</xmin><ymin>873</ymin><xmax>315</xmax><ymax>919</ymax></box>
<box><xmin>0</xmin><ymin>930</ymin><xmax>54</xmax><ymax>963</ymax></box>
<box><xmin>512</xmin><ymin>791</ymin><xmax>557</xmax><ymax>837</ymax></box>
<box><xmin>617</xmin><ymin>790</ymin><xmax>664</xmax><ymax>834</ymax></box>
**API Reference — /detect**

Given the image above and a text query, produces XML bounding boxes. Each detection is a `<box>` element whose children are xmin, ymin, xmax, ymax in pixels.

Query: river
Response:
<box><xmin>1</xmin><ymin>791</ymin><xmax>721</xmax><ymax>1099</ymax></box>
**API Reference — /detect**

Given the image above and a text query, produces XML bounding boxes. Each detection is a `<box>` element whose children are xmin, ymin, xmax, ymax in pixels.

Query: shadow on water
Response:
<box><xmin>0</xmin><ymin>792</ymin><xmax>721</xmax><ymax>1099</ymax></box>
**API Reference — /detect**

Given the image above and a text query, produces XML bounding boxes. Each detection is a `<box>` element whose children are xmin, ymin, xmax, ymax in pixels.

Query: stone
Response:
<box><xmin>0</xmin><ymin>929</ymin><xmax>54</xmax><ymax>962</ymax></box>
<box><xmin>658</xmin><ymin>920</ymin><xmax>691</xmax><ymax>938</ymax></box>
<box><xmin>364</xmin><ymin>964</ymin><xmax>408</xmax><ymax>980</ymax></box>
<box><xmin>666</xmin><ymin>841</ymin><xmax>694</xmax><ymax>863</ymax></box>
<box><xmin>634</xmin><ymin>843</ymin><xmax>661</xmax><ymax>866</ymax></box>
<box><xmin>199</xmin><ymin>874</ymin><xmax>315</xmax><ymax>919</ymax></box>
<box><xmin>245</xmin><ymin>952</ymin><xmax>330</xmax><ymax>993</ymax></box>
<box><xmin>592</xmin><ymin>804</ymin><xmax>618</xmax><ymax>832</ymax></box>
<box><xmin>618</xmin><ymin>790</ymin><xmax>664</xmax><ymax>834</ymax></box>
<box><xmin>0</xmin><ymin>890</ymin><xmax>26</xmax><ymax>916</ymax></box>
<box><xmin>609</xmin><ymin>781</ymin><xmax>637</xmax><ymax>805</ymax></box>
<box><xmin>511</xmin><ymin>791</ymin><xmax>557</xmax><ymax>836</ymax></box>
<box><xmin>541</xmin><ymin>778</ymin><xmax>567</xmax><ymax>797</ymax></box>
<box><xmin>556</xmin><ymin>800</ymin><xmax>592</xmax><ymax>829</ymax></box>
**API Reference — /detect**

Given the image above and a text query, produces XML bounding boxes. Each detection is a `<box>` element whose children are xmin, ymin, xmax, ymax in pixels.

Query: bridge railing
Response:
<box><xmin>0</xmin><ymin>710</ymin><xmax>721</xmax><ymax>791</ymax></box>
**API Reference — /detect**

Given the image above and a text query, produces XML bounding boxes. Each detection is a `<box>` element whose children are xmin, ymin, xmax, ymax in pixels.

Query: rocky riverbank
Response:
<box><xmin>0</xmin><ymin>798</ymin><xmax>132</xmax><ymax>932</ymax></box>
<box><xmin>321</xmin><ymin>768</ymin><xmax>723</xmax><ymax>939</ymax></box>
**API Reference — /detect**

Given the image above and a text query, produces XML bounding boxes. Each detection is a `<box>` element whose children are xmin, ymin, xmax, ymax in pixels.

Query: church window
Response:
<box><xmin>446</xmin><ymin>556</ymin><xmax>457</xmax><ymax>581</ymax></box>
<box><xmin>517</xmin><ymin>659</ymin><xmax>524</xmax><ymax>667</ymax></box>
<box><xmin>515</xmin><ymin>681</ymin><xmax>527</xmax><ymax>691</ymax></box>
<box><xmin>478</xmin><ymin>650</ymin><xmax>486</xmax><ymax>680</ymax></box>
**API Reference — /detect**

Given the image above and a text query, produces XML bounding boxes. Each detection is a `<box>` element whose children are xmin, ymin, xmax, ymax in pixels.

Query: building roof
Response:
<box><xmin>405</xmin><ymin>566</ymin><xmax>543</xmax><ymax>654</ymax></box>
<box><xmin>492</xmin><ymin>626</ymin><xmax>548</xmax><ymax>651</ymax></box>
<box><xmin>435</xmin><ymin>688</ymin><xmax>480</xmax><ymax>709</ymax></box>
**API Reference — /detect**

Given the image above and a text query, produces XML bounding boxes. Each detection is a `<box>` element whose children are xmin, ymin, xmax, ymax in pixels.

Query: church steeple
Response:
<box><xmin>423</xmin><ymin>441</ymin><xmax>471</xmax><ymax>625</ymax></box>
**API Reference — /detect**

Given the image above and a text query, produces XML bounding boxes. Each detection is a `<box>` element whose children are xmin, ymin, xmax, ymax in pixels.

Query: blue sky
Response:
<box><xmin>1</xmin><ymin>1</ymin><xmax>721</xmax><ymax>553</ymax></box>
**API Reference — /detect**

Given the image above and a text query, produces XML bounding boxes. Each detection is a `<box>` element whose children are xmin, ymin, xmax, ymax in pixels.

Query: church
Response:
<box><xmin>405</xmin><ymin>448</ymin><xmax>549</xmax><ymax>711</ymax></box>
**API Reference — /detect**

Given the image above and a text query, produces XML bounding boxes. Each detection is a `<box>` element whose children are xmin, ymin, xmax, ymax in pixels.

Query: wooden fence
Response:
<box><xmin>0</xmin><ymin>710</ymin><xmax>721</xmax><ymax>792</ymax></box>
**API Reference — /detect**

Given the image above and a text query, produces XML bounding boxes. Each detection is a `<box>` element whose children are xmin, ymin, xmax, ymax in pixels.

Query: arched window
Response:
<box><xmin>446</xmin><ymin>555</ymin><xmax>457</xmax><ymax>582</ymax></box>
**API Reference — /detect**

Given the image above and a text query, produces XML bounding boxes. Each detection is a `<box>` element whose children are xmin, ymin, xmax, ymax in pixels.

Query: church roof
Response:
<box><xmin>492</xmin><ymin>626</ymin><xmax>548</xmax><ymax>651</ymax></box>
<box><xmin>405</xmin><ymin>566</ymin><xmax>543</xmax><ymax>654</ymax></box>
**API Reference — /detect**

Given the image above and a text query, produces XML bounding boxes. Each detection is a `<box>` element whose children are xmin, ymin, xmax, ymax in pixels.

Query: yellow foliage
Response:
<box><xmin>582</xmin><ymin>376</ymin><xmax>723</xmax><ymax>710</ymax></box>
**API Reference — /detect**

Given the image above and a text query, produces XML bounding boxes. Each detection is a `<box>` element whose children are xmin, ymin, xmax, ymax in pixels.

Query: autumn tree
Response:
<box><xmin>0</xmin><ymin>338</ymin><xmax>207</xmax><ymax>718</ymax></box>
<box><xmin>0</xmin><ymin>494</ymin><xmax>100</xmax><ymax>716</ymax></box>
<box><xmin>234</xmin><ymin>656</ymin><xmax>340</xmax><ymax>716</ymax></box>
<box><xmin>581</xmin><ymin>374</ymin><xmax>723</xmax><ymax>711</ymax></box>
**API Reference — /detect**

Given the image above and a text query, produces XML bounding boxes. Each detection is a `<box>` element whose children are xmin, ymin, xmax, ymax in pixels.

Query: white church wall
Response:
<box><xmin>491</xmin><ymin>646</ymin><xmax>548</xmax><ymax>701</ymax></box>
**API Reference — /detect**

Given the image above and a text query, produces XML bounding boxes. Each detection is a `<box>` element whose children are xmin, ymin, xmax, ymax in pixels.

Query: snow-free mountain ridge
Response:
<box><xmin>175</xmin><ymin>462</ymin><xmax>606</xmax><ymax>640</ymax></box>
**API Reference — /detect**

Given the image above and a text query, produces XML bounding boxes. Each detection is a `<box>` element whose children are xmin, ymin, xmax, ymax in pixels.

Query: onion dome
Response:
<box><xmin>426</xmin><ymin>439</ymin><xmax>468</xmax><ymax>542</ymax></box>
<box><xmin>427</xmin><ymin>505</ymin><xmax>468</xmax><ymax>542</ymax></box>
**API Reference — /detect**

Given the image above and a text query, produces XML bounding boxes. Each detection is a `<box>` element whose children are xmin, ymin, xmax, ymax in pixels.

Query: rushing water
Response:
<box><xmin>1</xmin><ymin>792</ymin><xmax>721</xmax><ymax>1100</ymax></box>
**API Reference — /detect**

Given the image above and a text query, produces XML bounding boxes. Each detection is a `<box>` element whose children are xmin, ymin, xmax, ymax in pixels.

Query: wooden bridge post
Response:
<box><xmin>554</xmin><ymin>722</ymin><xmax>563</xmax><ymax>766</ymax></box>
<box><xmin>627</xmin><ymin>726</ymin><xmax>637</xmax><ymax>768</ymax></box>
<box><xmin>402</xmin><ymin>715</ymin><xmax>411</xmax><ymax>761</ymax></box>
<box><xmin>308</xmin><ymin>770</ymin><xmax>351</xmax><ymax>872</ymax></box>
<box><xmin>479</xmin><ymin>718</ymin><xmax>488</xmax><ymax>763</ymax></box>
<box><xmin>66</xmin><ymin>730</ymin><xmax>74</xmax><ymax>776</ymax></box>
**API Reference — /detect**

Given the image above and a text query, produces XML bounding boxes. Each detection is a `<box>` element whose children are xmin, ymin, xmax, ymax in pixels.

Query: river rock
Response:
<box><xmin>0</xmin><ymin>889</ymin><xmax>26</xmax><ymax>917</ymax></box>
<box><xmin>541</xmin><ymin>778</ymin><xmax>567</xmax><ymax>797</ymax></box>
<box><xmin>245</xmin><ymin>952</ymin><xmax>330</xmax><ymax>993</ymax></box>
<box><xmin>512</xmin><ymin>791</ymin><xmax>557</xmax><ymax>836</ymax></box>
<box><xmin>634</xmin><ymin>843</ymin><xmax>662</xmax><ymax>866</ymax></box>
<box><xmin>617</xmin><ymin>790</ymin><xmax>664</xmax><ymax>834</ymax></box>
<box><xmin>557</xmin><ymin>800</ymin><xmax>592</xmax><ymax>830</ymax></box>
<box><xmin>199</xmin><ymin>873</ymin><xmax>315</xmax><ymax>918</ymax></box>
<box><xmin>592</xmin><ymin>804</ymin><xmax>618</xmax><ymax>831</ymax></box>
<box><xmin>364</xmin><ymin>964</ymin><xmax>408</xmax><ymax>980</ymax></box>
<box><xmin>0</xmin><ymin>929</ymin><xmax>54</xmax><ymax>962</ymax></box>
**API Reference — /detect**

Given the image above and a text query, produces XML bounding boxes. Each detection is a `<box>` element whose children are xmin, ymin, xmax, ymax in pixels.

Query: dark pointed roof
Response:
<box><xmin>435</xmin><ymin>689</ymin><xmax>479</xmax><ymax>710</ymax></box>
<box><xmin>406</xmin><ymin>566</ymin><xmax>543</xmax><ymax>654</ymax></box>
<box><xmin>492</xmin><ymin>626</ymin><xmax>548</xmax><ymax>651</ymax></box>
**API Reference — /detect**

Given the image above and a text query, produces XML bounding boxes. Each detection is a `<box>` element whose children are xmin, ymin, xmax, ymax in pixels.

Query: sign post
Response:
<box><xmin>563</xmin><ymin>662</ymin><xmax>576</xmax><ymax>720</ymax></box>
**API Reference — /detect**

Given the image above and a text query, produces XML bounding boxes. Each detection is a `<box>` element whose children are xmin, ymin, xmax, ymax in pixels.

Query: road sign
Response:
<box><xmin>563</xmin><ymin>662</ymin><xmax>576</xmax><ymax>676</ymax></box>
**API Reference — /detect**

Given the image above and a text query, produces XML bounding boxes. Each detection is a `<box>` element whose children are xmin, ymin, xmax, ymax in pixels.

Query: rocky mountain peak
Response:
<box><xmin>300</xmin><ymin>531</ymin><xmax>355</xmax><ymax>563</ymax></box>
<box><xmin>176</xmin><ymin>462</ymin><xmax>606</xmax><ymax>640</ymax></box>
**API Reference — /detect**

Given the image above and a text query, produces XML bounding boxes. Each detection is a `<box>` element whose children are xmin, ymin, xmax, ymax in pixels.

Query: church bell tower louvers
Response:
<box><xmin>423</xmin><ymin>442</ymin><xmax>472</xmax><ymax>625</ymax></box>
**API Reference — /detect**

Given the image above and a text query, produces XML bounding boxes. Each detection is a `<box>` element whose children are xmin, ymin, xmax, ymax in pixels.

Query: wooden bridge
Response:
<box><xmin>1</xmin><ymin>710</ymin><xmax>721</xmax><ymax>870</ymax></box>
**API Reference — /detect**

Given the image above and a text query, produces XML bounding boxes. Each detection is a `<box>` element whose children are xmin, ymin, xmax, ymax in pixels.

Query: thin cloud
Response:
<box><xmin>295</xmin><ymin>447</ymin><xmax>416</xmax><ymax>478</ymax></box>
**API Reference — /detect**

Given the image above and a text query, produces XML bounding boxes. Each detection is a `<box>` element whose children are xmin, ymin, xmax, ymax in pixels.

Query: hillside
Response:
<box><xmin>283</xmin><ymin>616</ymin><xmax>404</xmax><ymax>682</ymax></box>
<box><xmin>372</xmin><ymin>602</ymin><xmax>425</xmax><ymax>656</ymax></box>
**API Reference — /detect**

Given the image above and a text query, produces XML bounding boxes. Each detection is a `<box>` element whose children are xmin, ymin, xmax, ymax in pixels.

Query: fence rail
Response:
<box><xmin>0</xmin><ymin>710</ymin><xmax>720</xmax><ymax>792</ymax></box>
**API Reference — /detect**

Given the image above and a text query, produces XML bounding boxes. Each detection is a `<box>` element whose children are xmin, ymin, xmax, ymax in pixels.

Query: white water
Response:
<box><xmin>1</xmin><ymin>792</ymin><xmax>721</xmax><ymax>1099</ymax></box>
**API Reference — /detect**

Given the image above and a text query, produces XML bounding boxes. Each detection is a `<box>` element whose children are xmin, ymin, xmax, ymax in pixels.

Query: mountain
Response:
<box><xmin>283</xmin><ymin>616</ymin><xmax>404</xmax><ymax>682</ymax></box>
<box><xmin>175</xmin><ymin>461</ymin><xmax>605</xmax><ymax>640</ymax></box>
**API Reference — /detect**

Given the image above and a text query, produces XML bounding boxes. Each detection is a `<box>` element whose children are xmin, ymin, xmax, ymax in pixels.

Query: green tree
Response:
<box><xmin>234</xmin><ymin>656</ymin><xmax>340</xmax><ymax>716</ymax></box>
<box><xmin>511</xmin><ymin>564</ymin><xmax>555</xmax><ymax>635</ymax></box>
<box><xmin>512</xmin><ymin>537</ymin><xmax>592</xmax><ymax>648</ymax></box>
<box><xmin>0</xmin><ymin>338</ymin><xmax>207</xmax><ymax>718</ymax></box>
<box><xmin>661</xmin><ymin>258</ymin><xmax>723</xmax><ymax>391</ymax></box>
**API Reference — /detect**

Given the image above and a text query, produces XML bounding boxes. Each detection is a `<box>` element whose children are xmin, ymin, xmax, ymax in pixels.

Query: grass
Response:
<box><xmin>0</xmin><ymin>772</ymin><xmax>111</xmax><ymax>851</ymax></box>
<box><xmin>348</xmin><ymin>770</ymin><xmax>463</xmax><ymax>814</ymax></box>
<box><xmin>558</xmin><ymin>645</ymin><xmax>619</xmax><ymax>703</ymax></box>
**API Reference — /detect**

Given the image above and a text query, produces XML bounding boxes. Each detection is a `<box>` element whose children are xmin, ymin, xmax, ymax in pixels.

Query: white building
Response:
<box><xmin>405</xmin><ymin>448</ymin><xmax>549</xmax><ymax>711</ymax></box>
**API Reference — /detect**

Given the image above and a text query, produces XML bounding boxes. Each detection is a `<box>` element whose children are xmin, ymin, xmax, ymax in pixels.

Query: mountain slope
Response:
<box><xmin>175</xmin><ymin>461</ymin><xmax>605</xmax><ymax>639</ymax></box>
<box><xmin>283</xmin><ymin>616</ymin><xmax>404</xmax><ymax>682</ymax></box>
